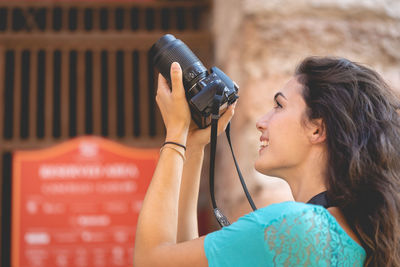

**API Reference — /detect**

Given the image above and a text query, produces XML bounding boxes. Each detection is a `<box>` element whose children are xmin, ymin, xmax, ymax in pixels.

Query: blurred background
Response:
<box><xmin>0</xmin><ymin>0</ymin><xmax>399</xmax><ymax>266</ymax></box>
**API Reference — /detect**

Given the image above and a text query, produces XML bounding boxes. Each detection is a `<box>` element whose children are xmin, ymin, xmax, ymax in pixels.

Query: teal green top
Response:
<box><xmin>204</xmin><ymin>201</ymin><xmax>366</xmax><ymax>266</ymax></box>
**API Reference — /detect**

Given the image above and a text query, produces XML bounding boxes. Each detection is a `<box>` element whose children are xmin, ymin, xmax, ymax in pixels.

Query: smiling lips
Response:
<box><xmin>259</xmin><ymin>138</ymin><xmax>270</xmax><ymax>152</ymax></box>
<box><xmin>261</xmin><ymin>140</ymin><xmax>269</xmax><ymax>147</ymax></box>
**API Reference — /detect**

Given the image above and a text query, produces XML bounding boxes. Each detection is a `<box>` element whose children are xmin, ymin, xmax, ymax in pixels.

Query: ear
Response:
<box><xmin>309</xmin><ymin>118</ymin><xmax>326</xmax><ymax>144</ymax></box>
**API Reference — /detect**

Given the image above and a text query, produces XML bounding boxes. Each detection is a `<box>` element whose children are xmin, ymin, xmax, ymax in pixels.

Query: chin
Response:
<box><xmin>255</xmin><ymin>161</ymin><xmax>281</xmax><ymax>178</ymax></box>
<box><xmin>255</xmin><ymin>161</ymin><xmax>271</xmax><ymax>176</ymax></box>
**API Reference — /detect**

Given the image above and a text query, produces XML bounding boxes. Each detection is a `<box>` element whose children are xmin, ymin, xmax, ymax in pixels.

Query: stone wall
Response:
<box><xmin>209</xmin><ymin>0</ymin><xmax>400</xmax><ymax>221</ymax></box>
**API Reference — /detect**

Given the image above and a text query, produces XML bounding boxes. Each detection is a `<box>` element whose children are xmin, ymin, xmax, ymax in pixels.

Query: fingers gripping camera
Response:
<box><xmin>150</xmin><ymin>34</ymin><xmax>239</xmax><ymax>129</ymax></box>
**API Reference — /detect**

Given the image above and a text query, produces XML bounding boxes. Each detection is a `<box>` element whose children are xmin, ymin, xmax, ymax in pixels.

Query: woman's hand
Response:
<box><xmin>156</xmin><ymin>62</ymin><xmax>191</xmax><ymax>145</ymax></box>
<box><xmin>187</xmin><ymin>102</ymin><xmax>236</xmax><ymax>149</ymax></box>
<box><xmin>156</xmin><ymin>61</ymin><xmax>237</xmax><ymax>148</ymax></box>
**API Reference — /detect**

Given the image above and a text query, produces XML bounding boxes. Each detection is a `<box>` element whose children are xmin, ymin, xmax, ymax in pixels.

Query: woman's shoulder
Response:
<box><xmin>247</xmin><ymin>201</ymin><xmax>329</xmax><ymax>226</ymax></box>
<box><xmin>247</xmin><ymin>201</ymin><xmax>365</xmax><ymax>253</ymax></box>
<box><xmin>205</xmin><ymin>201</ymin><xmax>366</xmax><ymax>266</ymax></box>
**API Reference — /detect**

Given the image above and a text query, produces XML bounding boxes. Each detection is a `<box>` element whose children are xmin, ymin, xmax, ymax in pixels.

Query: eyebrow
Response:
<box><xmin>274</xmin><ymin>92</ymin><xmax>287</xmax><ymax>101</ymax></box>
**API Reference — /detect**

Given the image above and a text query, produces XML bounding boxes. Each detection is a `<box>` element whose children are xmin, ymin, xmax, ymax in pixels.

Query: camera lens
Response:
<box><xmin>150</xmin><ymin>34</ymin><xmax>207</xmax><ymax>90</ymax></box>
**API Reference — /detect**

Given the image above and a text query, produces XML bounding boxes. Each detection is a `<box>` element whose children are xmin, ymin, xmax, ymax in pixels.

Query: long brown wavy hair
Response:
<box><xmin>295</xmin><ymin>57</ymin><xmax>400</xmax><ymax>266</ymax></box>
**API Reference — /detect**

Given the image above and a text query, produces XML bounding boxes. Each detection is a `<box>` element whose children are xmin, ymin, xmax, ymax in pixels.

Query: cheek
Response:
<box><xmin>254</xmin><ymin>112</ymin><xmax>309</xmax><ymax>174</ymax></box>
<box><xmin>272</xmin><ymin>110</ymin><xmax>308</xmax><ymax>147</ymax></box>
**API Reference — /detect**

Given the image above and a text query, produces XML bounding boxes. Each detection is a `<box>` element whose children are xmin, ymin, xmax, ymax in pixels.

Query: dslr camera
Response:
<box><xmin>150</xmin><ymin>34</ymin><xmax>239</xmax><ymax>129</ymax></box>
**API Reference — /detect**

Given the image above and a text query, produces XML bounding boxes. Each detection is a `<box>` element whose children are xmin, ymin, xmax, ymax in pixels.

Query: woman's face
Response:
<box><xmin>255</xmin><ymin>77</ymin><xmax>313</xmax><ymax>178</ymax></box>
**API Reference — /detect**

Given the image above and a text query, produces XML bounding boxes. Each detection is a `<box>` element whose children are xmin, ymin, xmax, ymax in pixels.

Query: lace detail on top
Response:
<box><xmin>204</xmin><ymin>202</ymin><xmax>366</xmax><ymax>267</ymax></box>
<box><xmin>264</xmin><ymin>205</ymin><xmax>365</xmax><ymax>267</ymax></box>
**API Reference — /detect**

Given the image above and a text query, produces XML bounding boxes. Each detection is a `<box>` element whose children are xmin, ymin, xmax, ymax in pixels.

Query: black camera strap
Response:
<box><xmin>225</xmin><ymin>123</ymin><xmax>258</xmax><ymax>211</ymax></box>
<box><xmin>209</xmin><ymin>88</ymin><xmax>257</xmax><ymax>227</ymax></box>
<box><xmin>210</xmin><ymin>89</ymin><xmax>231</xmax><ymax>227</ymax></box>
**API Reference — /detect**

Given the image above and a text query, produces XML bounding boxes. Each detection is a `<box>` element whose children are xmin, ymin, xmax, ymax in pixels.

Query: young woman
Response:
<box><xmin>133</xmin><ymin>57</ymin><xmax>400</xmax><ymax>266</ymax></box>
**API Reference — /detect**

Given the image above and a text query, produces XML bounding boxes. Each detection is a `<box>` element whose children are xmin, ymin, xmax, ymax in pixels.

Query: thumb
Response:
<box><xmin>170</xmin><ymin>62</ymin><xmax>185</xmax><ymax>96</ymax></box>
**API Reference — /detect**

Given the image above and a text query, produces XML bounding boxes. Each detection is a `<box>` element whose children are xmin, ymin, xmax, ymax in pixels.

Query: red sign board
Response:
<box><xmin>12</xmin><ymin>136</ymin><xmax>158</xmax><ymax>267</ymax></box>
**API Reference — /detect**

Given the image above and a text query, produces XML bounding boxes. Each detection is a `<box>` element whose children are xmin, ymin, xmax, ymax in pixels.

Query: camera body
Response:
<box><xmin>150</xmin><ymin>34</ymin><xmax>239</xmax><ymax>129</ymax></box>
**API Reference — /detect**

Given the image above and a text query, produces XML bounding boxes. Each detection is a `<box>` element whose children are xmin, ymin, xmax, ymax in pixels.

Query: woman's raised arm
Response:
<box><xmin>134</xmin><ymin>62</ymin><xmax>235</xmax><ymax>267</ymax></box>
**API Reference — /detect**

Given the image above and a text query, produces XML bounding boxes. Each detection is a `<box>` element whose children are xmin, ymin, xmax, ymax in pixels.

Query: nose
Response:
<box><xmin>256</xmin><ymin>113</ymin><xmax>269</xmax><ymax>132</ymax></box>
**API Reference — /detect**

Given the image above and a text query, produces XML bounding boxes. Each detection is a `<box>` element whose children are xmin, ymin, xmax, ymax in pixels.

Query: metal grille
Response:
<box><xmin>0</xmin><ymin>1</ymin><xmax>212</xmax><ymax>266</ymax></box>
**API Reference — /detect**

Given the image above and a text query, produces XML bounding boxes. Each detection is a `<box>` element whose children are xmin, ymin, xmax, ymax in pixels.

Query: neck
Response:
<box><xmin>282</xmin><ymin>150</ymin><xmax>328</xmax><ymax>203</ymax></box>
<box><xmin>290</xmin><ymin>178</ymin><xmax>327</xmax><ymax>203</ymax></box>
